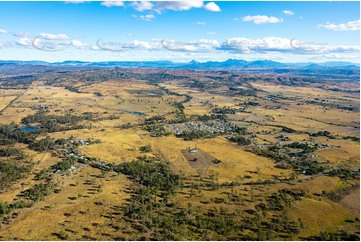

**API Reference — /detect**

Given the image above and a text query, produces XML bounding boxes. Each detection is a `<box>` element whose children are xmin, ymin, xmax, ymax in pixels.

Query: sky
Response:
<box><xmin>0</xmin><ymin>1</ymin><xmax>359</xmax><ymax>63</ymax></box>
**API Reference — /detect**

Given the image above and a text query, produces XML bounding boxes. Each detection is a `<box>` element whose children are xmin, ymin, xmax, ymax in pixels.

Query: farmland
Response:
<box><xmin>0</xmin><ymin>67</ymin><xmax>359</xmax><ymax>240</ymax></box>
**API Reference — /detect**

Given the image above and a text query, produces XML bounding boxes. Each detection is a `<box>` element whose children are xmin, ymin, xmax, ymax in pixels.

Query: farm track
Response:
<box><xmin>0</xmin><ymin>93</ymin><xmax>25</xmax><ymax>115</ymax></box>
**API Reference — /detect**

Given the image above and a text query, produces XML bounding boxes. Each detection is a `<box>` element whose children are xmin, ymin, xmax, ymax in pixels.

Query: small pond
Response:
<box><xmin>17</xmin><ymin>126</ymin><xmax>39</xmax><ymax>132</ymax></box>
<box><xmin>126</xmin><ymin>111</ymin><xmax>146</xmax><ymax>116</ymax></box>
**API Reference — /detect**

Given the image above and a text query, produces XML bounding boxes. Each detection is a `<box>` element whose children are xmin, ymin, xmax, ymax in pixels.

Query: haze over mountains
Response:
<box><xmin>0</xmin><ymin>59</ymin><xmax>359</xmax><ymax>84</ymax></box>
<box><xmin>0</xmin><ymin>59</ymin><xmax>359</xmax><ymax>70</ymax></box>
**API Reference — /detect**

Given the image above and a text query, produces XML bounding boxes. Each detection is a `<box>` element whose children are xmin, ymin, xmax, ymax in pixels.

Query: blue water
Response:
<box><xmin>18</xmin><ymin>126</ymin><xmax>39</xmax><ymax>132</ymax></box>
<box><xmin>126</xmin><ymin>111</ymin><xmax>146</xmax><ymax>116</ymax></box>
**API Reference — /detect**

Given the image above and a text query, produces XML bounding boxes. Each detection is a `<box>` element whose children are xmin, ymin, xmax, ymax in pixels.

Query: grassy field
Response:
<box><xmin>0</xmin><ymin>72</ymin><xmax>358</xmax><ymax>240</ymax></box>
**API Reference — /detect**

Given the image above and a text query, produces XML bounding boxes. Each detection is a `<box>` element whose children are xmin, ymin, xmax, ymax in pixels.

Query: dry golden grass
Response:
<box><xmin>0</xmin><ymin>77</ymin><xmax>358</xmax><ymax>240</ymax></box>
<box><xmin>313</xmin><ymin>137</ymin><xmax>360</xmax><ymax>167</ymax></box>
<box><xmin>0</xmin><ymin>166</ymin><xmax>131</xmax><ymax>240</ymax></box>
<box><xmin>144</xmin><ymin>135</ymin><xmax>292</xmax><ymax>182</ymax></box>
<box><xmin>339</xmin><ymin>186</ymin><xmax>360</xmax><ymax>212</ymax></box>
<box><xmin>288</xmin><ymin>197</ymin><xmax>358</xmax><ymax>238</ymax></box>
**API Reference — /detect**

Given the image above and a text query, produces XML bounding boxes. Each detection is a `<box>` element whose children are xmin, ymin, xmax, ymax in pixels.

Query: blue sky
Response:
<box><xmin>0</xmin><ymin>1</ymin><xmax>359</xmax><ymax>63</ymax></box>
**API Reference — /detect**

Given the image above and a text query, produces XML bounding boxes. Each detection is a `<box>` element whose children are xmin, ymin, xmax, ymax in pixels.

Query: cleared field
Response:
<box><xmin>181</xmin><ymin>147</ymin><xmax>219</xmax><ymax>177</ymax></box>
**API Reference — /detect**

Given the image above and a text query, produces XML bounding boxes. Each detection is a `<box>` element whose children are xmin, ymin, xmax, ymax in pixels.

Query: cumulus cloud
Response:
<box><xmin>242</xmin><ymin>15</ymin><xmax>283</xmax><ymax>24</ymax></box>
<box><xmin>15</xmin><ymin>38</ymin><xmax>32</xmax><ymax>46</ymax></box>
<box><xmin>133</xmin><ymin>14</ymin><xmax>155</xmax><ymax>21</ymax></box>
<box><xmin>0</xmin><ymin>29</ymin><xmax>7</xmax><ymax>34</ymax></box>
<box><xmin>155</xmin><ymin>1</ymin><xmax>203</xmax><ymax>12</ymax></box>
<box><xmin>127</xmin><ymin>40</ymin><xmax>156</xmax><ymax>49</ymax></box>
<box><xmin>130</xmin><ymin>1</ymin><xmax>153</xmax><ymax>11</ymax></box>
<box><xmin>100</xmin><ymin>1</ymin><xmax>221</xmax><ymax>13</ymax></box>
<box><xmin>282</xmin><ymin>10</ymin><xmax>294</xmax><ymax>15</ymax></box>
<box><xmin>195</xmin><ymin>21</ymin><xmax>206</xmax><ymax>25</ymax></box>
<box><xmin>140</xmin><ymin>14</ymin><xmax>155</xmax><ymax>21</ymax></box>
<box><xmin>161</xmin><ymin>38</ymin><xmax>220</xmax><ymax>52</ymax></box>
<box><xmin>204</xmin><ymin>2</ymin><xmax>221</xmax><ymax>12</ymax></box>
<box><xmin>222</xmin><ymin>36</ymin><xmax>360</xmax><ymax>54</ymax></box>
<box><xmin>206</xmin><ymin>32</ymin><xmax>216</xmax><ymax>35</ymax></box>
<box><xmin>71</xmin><ymin>40</ymin><xmax>87</xmax><ymax>48</ymax></box>
<box><xmin>38</xmin><ymin>33</ymin><xmax>69</xmax><ymax>40</ymax></box>
<box><xmin>91</xmin><ymin>36</ymin><xmax>359</xmax><ymax>57</ymax></box>
<box><xmin>100</xmin><ymin>1</ymin><xmax>125</xmax><ymax>7</ymax></box>
<box><xmin>316</xmin><ymin>53</ymin><xmax>360</xmax><ymax>60</ymax></box>
<box><xmin>30</xmin><ymin>37</ymin><xmax>88</xmax><ymax>51</ymax></box>
<box><xmin>318</xmin><ymin>20</ymin><xmax>360</xmax><ymax>31</ymax></box>
<box><xmin>95</xmin><ymin>38</ymin><xmax>220</xmax><ymax>52</ymax></box>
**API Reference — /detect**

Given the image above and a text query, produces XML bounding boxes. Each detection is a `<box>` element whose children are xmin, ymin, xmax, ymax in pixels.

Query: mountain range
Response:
<box><xmin>0</xmin><ymin>59</ymin><xmax>359</xmax><ymax>70</ymax></box>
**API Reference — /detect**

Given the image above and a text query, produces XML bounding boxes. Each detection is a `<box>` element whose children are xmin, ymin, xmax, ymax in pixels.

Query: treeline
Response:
<box><xmin>21</xmin><ymin>111</ymin><xmax>95</xmax><ymax>133</ymax></box>
<box><xmin>51</xmin><ymin>157</ymin><xmax>75</xmax><ymax>172</ymax></box>
<box><xmin>143</xmin><ymin>124</ymin><xmax>172</xmax><ymax>137</ymax></box>
<box><xmin>22</xmin><ymin>111</ymin><xmax>93</xmax><ymax>125</ymax></box>
<box><xmin>228</xmin><ymin>136</ymin><xmax>251</xmax><ymax>146</ymax></box>
<box><xmin>0</xmin><ymin>147</ymin><xmax>23</xmax><ymax>157</ymax></box>
<box><xmin>0</xmin><ymin>122</ymin><xmax>36</xmax><ymax>145</ymax></box>
<box><xmin>327</xmin><ymin>166</ymin><xmax>360</xmax><ymax>180</ymax></box>
<box><xmin>284</xmin><ymin>142</ymin><xmax>318</xmax><ymax>153</ymax></box>
<box><xmin>212</xmin><ymin>107</ymin><xmax>237</xmax><ymax>115</ymax></box>
<box><xmin>0</xmin><ymin>160</ymin><xmax>32</xmax><ymax>189</ymax></box>
<box><xmin>117</xmin><ymin>157</ymin><xmax>182</xmax><ymax>195</ymax></box>
<box><xmin>307</xmin><ymin>230</ymin><xmax>359</xmax><ymax>241</ymax></box>
<box><xmin>22</xmin><ymin>182</ymin><xmax>56</xmax><ymax>202</ymax></box>
<box><xmin>110</xmin><ymin>156</ymin><xmax>304</xmax><ymax>240</ymax></box>
<box><xmin>29</xmin><ymin>136</ymin><xmax>55</xmax><ymax>151</ymax></box>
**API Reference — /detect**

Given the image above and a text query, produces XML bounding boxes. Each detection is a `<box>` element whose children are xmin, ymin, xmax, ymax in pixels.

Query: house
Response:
<box><xmin>189</xmin><ymin>148</ymin><xmax>198</xmax><ymax>153</ymax></box>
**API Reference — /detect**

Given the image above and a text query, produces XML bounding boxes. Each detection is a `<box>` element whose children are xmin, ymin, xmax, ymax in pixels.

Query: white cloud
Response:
<box><xmin>195</xmin><ymin>21</ymin><xmax>206</xmax><ymax>25</ymax></box>
<box><xmin>318</xmin><ymin>20</ymin><xmax>360</xmax><ymax>31</ymax></box>
<box><xmin>282</xmin><ymin>10</ymin><xmax>294</xmax><ymax>15</ymax></box>
<box><xmin>100</xmin><ymin>1</ymin><xmax>125</xmax><ymax>7</ymax></box>
<box><xmin>140</xmin><ymin>14</ymin><xmax>155</xmax><ymax>21</ymax></box>
<box><xmin>15</xmin><ymin>38</ymin><xmax>32</xmax><ymax>46</ymax></box>
<box><xmin>206</xmin><ymin>32</ymin><xmax>216</xmax><ymax>35</ymax></box>
<box><xmin>95</xmin><ymin>38</ymin><xmax>220</xmax><ymax>52</ymax></box>
<box><xmin>133</xmin><ymin>13</ymin><xmax>155</xmax><ymax>21</ymax></box>
<box><xmin>161</xmin><ymin>38</ymin><xmax>220</xmax><ymax>52</ymax></box>
<box><xmin>129</xmin><ymin>40</ymin><xmax>153</xmax><ymax>49</ymax></box>
<box><xmin>97</xmin><ymin>39</ymin><xmax>162</xmax><ymax>51</ymax></box>
<box><xmin>316</xmin><ymin>53</ymin><xmax>360</xmax><ymax>60</ymax></box>
<box><xmin>130</xmin><ymin>1</ymin><xmax>153</xmax><ymax>11</ymax></box>
<box><xmin>204</xmin><ymin>2</ymin><xmax>221</xmax><ymax>12</ymax></box>
<box><xmin>71</xmin><ymin>40</ymin><xmax>87</xmax><ymax>48</ymax></box>
<box><xmin>90</xmin><ymin>45</ymin><xmax>101</xmax><ymax>50</ymax></box>
<box><xmin>242</xmin><ymin>15</ymin><xmax>283</xmax><ymax>24</ymax></box>
<box><xmin>223</xmin><ymin>36</ymin><xmax>360</xmax><ymax>54</ymax></box>
<box><xmin>13</xmin><ymin>32</ymin><xmax>28</xmax><ymax>37</ymax></box>
<box><xmin>38</xmin><ymin>33</ymin><xmax>69</xmax><ymax>40</ymax></box>
<box><xmin>0</xmin><ymin>29</ymin><xmax>7</xmax><ymax>34</ymax></box>
<box><xmin>155</xmin><ymin>1</ymin><xmax>203</xmax><ymax>12</ymax></box>
<box><xmin>101</xmin><ymin>1</ymin><xmax>220</xmax><ymax>14</ymax></box>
